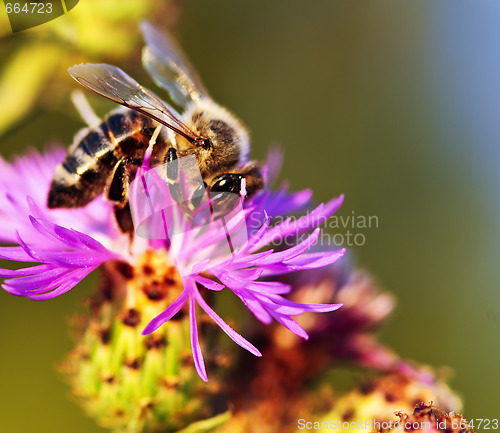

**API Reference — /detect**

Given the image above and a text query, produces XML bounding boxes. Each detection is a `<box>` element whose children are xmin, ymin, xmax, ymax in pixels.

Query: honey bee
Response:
<box><xmin>48</xmin><ymin>22</ymin><xmax>263</xmax><ymax>233</ymax></box>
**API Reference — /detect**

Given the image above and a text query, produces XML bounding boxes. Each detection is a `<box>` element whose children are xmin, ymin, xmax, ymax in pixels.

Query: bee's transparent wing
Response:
<box><xmin>141</xmin><ymin>21</ymin><xmax>209</xmax><ymax>107</ymax></box>
<box><xmin>68</xmin><ymin>63</ymin><xmax>200</xmax><ymax>142</ymax></box>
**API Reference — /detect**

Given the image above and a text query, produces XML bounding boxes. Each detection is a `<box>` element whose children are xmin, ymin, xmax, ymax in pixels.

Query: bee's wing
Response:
<box><xmin>68</xmin><ymin>63</ymin><xmax>200</xmax><ymax>143</ymax></box>
<box><xmin>140</xmin><ymin>21</ymin><xmax>209</xmax><ymax>107</ymax></box>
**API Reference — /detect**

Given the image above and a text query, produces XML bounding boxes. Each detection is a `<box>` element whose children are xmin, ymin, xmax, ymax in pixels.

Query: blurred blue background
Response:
<box><xmin>0</xmin><ymin>1</ymin><xmax>499</xmax><ymax>431</ymax></box>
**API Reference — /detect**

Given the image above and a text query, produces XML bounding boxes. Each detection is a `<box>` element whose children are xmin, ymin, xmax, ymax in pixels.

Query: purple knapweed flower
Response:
<box><xmin>0</xmin><ymin>146</ymin><xmax>345</xmax><ymax>381</ymax></box>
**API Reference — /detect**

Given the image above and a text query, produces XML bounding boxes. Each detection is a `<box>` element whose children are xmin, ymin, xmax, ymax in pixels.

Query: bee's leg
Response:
<box><xmin>163</xmin><ymin>147</ymin><xmax>197</xmax><ymax>222</ymax></box>
<box><xmin>164</xmin><ymin>147</ymin><xmax>209</xmax><ymax>213</ymax></box>
<box><xmin>108</xmin><ymin>157</ymin><xmax>142</xmax><ymax>235</ymax></box>
<box><xmin>189</xmin><ymin>181</ymin><xmax>208</xmax><ymax>211</ymax></box>
<box><xmin>164</xmin><ymin>147</ymin><xmax>184</xmax><ymax>204</ymax></box>
<box><xmin>114</xmin><ymin>203</ymin><xmax>134</xmax><ymax>235</ymax></box>
<box><xmin>164</xmin><ymin>147</ymin><xmax>201</xmax><ymax>222</ymax></box>
<box><xmin>70</xmin><ymin>90</ymin><xmax>101</xmax><ymax>127</ymax></box>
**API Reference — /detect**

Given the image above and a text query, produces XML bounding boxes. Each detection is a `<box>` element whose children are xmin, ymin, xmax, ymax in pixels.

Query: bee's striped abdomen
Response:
<box><xmin>48</xmin><ymin>110</ymin><xmax>155</xmax><ymax>209</ymax></box>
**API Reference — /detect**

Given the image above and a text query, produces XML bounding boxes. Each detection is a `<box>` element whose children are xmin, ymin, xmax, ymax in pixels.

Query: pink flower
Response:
<box><xmin>0</xmin><ymin>147</ymin><xmax>345</xmax><ymax>380</ymax></box>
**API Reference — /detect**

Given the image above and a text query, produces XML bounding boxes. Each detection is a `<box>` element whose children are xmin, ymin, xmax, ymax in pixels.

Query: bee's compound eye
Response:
<box><xmin>209</xmin><ymin>174</ymin><xmax>244</xmax><ymax>217</ymax></box>
<box><xmin>210</xmin><ymin>174</ymin><xmax>244</xmax><ymax>194</ymax></box>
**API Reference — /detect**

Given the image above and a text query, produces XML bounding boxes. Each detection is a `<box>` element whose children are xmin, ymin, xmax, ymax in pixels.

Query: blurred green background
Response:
<box><xmin>1</xmin><ymin>1</ymin><xmax>499</xmax><ymax>431</ymax></box>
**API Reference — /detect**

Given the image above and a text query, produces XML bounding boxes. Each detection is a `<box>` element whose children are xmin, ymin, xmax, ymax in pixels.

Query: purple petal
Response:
<box><xmin>284</xmin><ymin>249</ymin><xmax>346</xmax><ymax>267</ymax></box>
<box><xmin>250</xmin><ymin>196</ymin><xmax>344</xmax><ymax>251</ymax></box>
<box><xmin>189</xmin><ymin>294</ymin><xmax>208</xmax><ymax>382</ymax></box>
<box><xmin>0</xmin><ymin>264</ymin><xmax>54</xmax><ymax>277</ymax></box>
<box><xmin>261</xmin><ymin>249</ymin><xmax>345</xmax><ymax>276</ymax></box>
<box><xmin>16</xmin><ymin>232</ymin><xmax>41</xmax><ymax>261</ymax></box>
<box><xmin>142</xmin><ymin>290</ymin><xmax>189</xmax><ymax>335</ymax></box>
<box><xmin>193</xmin><ymin>275</ymin><xmax>225</xmax><ymax>291</ymax></box>
<box><xmin>228</xmin><ymin>249</ymin><xmax>275</xmax><ymax>268</ymax></box>
<box><xmin>261</xmin><ymin>187</ymin><xmax>313</xmax><ymax>217</ymax></box>
<box><xmin>1</xmin><ymin>216</ymin><xmax>117</xmax><ymax>301</ymax></box>
<box><xmin>323</xmin><ymin>194</ymin><xmax>345</xmax><ymax>216</ymax></box>
<box><xmin>233</xmin><ymin>289</ymin><xmax>273</xmax><ymax>324</ymax></box>
<box><xmin>231</xmin><ymin>268</ymin><xmax>264</xmax><ymax>280</ymax></box>
<box><xmin>4</xmin><ymin>267</ymin><xmax>94</xmax><ymax>300</ymax></box>
<box><xmin>26</xmin><ymin>251</ymin><xmax>110</xmax><ymax>267</ymax></box>
<box><xmin>239</xmin><ymin>214</ymin><xmax>271</xmax><ymax>253</ymax></box>
<box><xmin>258</xmin><ymin>228</ymin><xmax>320</xmax><ymax>265</ymax></box>
<box><xmin>268</xmin><ymin>311</ymin><xmax>309</xmax><ymax>340</ymax></box>
<box><xmin>2</xmin><ymin>284</ymin><xmax>25</xmax><ymax>296</ymax></box>
<box><xmin>0</xmin><ymin>246</ymin><xmax>38</xmax><ymax>262</ymax></box>
<box><xmin>28</xmin><ymin>268</ymin><xmax>94</xmax><ymax>300</ymax></box>
<box><xmin>246</xmin><ymin>281</ymin><xmax>292</xmax><ymax>295</ymax></box>
<box><xmin>4</xmin><ymin>267</ymin><xmax>69</xmax><ymax>288</ymax></box>
<box><xmin>189</xmin><ymin>258</ymin><xmax>211</xmax><ymax>275</ymax></box>
<box><xmin>184</xmin><ymin>207</ymin><xmax>252</xmax><ymax>257</ymax></box>
<box><xmin>217</xmin><ymin>269</ymin><xmax>262</xmax><ymax>290</ymax></box>
<box><xmin>194</xmin><ymin>288</ymin><xmax>262</xmax><ymax>357</ymax></box>
<box><xmin>255</xmin><ymin>293</ymin><xmax>342</xmax><ymax>315</ymax></box>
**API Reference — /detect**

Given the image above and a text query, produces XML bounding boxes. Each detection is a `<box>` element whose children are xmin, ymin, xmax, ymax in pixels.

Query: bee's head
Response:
<box><xmin>181</xmin><ymin>99</ymin><xmax>250</xmax><ymax>175</ymax></box>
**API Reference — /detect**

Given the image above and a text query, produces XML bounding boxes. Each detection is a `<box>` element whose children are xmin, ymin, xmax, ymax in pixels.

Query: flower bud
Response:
<box><xmin>61</xmin><ymin>250</ymin><xmax>227</xmax><ymax>432</ymax></box>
